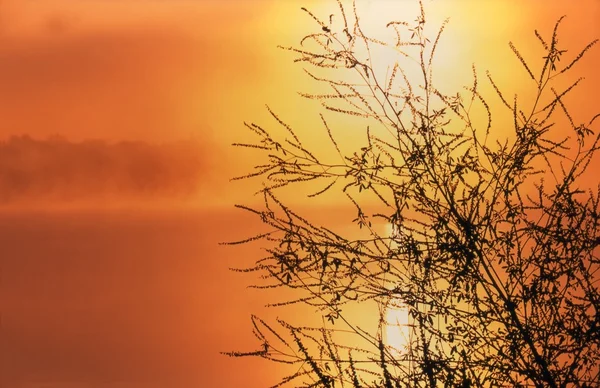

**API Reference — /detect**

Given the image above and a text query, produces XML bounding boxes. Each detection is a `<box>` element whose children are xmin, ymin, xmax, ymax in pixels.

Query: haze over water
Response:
<box><xmin>1</xmin><ymin>0</ymin><xmax>597</xmax><ymax>387</ymax></box>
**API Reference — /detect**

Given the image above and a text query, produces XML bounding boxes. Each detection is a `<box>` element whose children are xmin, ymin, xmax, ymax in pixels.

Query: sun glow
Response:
<box><xmin>384</xmin><ymin>301</ymin><xmax>411</xmax><ymax>355</ymax></box>
<box><xmin>383</xmin><ymin>222</ymin><xmax>411</xmax><ymax>355</ymax></box>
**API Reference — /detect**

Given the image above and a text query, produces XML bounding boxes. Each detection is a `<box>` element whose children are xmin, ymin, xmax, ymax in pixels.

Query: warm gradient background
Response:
<box><xmin>1</xmin><ymin>1</ymin><xmax>598</xmax><ymax>387</ymax></box>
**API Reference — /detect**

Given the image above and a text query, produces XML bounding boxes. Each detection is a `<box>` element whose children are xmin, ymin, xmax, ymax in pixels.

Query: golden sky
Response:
<box><xmin>0</xmin><ymin>1</ymin><xmax>598</xmax><ymax>387</ymax></box>
<box><xmin>0</xmin><ymin>0</ymin><xmax>597</xmax><ymax>208</ymax></box>
<box><xmin>1</xmin><ymin>0</ymin><xmax>597</xmax><ymax>140</ymax></box>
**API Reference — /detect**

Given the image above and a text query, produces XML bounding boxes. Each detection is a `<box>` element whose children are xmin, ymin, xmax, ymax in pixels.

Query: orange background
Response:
<box><xmin>0</xmin><ymin>1</ymin><xmax>598</xmax><ymax>387</ymax></box>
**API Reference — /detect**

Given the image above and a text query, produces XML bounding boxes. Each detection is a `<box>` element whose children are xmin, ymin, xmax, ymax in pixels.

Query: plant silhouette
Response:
<box><xmin>225</xmin><ymin>1</ymin><xmax>599</xmax><ymax>386</ymax></box>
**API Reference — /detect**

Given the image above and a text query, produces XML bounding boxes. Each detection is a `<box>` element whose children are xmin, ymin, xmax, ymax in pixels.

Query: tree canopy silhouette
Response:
<box><xmin>225</xmin><ymin>1</ymin><xmax>599</xmax><ymax>386</ymax></box>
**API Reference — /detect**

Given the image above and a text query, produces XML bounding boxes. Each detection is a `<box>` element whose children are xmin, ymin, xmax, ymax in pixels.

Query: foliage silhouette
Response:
<box><xmin>225</xmin><ymin>1</ymin><xmax>599</xmax><ymax>386</ymax></box>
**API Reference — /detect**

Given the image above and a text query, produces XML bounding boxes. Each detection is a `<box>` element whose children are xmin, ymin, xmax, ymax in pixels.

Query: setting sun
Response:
<box><xmin>384</xmin><ymin>301</ymin><xmax>411</xmax><ymax>355</ymax></box>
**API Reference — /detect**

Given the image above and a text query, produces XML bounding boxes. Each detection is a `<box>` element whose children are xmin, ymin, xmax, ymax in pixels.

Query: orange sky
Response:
<box><xmin>0</xmin><ymin>0</ymin><xmax>597</xmax><ymax>208</ymax></box>
<box><xmin>0</xmin><ymin>1</ymin><xmax>598</xmax><ymax>387</ymax></box>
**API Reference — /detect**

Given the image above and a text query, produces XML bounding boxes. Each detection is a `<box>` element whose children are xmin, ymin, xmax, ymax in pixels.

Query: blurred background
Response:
<box><xmin>0</xmin><ymin>0</ymin><xmax>598</xmax><ymax>387</ymax></box>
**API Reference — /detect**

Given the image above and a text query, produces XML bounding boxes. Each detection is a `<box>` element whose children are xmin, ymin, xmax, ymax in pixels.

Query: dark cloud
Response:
<box><xmin>0</xmin><ymin>136</ymin><xmax>207</xmax><ymax>203</ymax></box>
